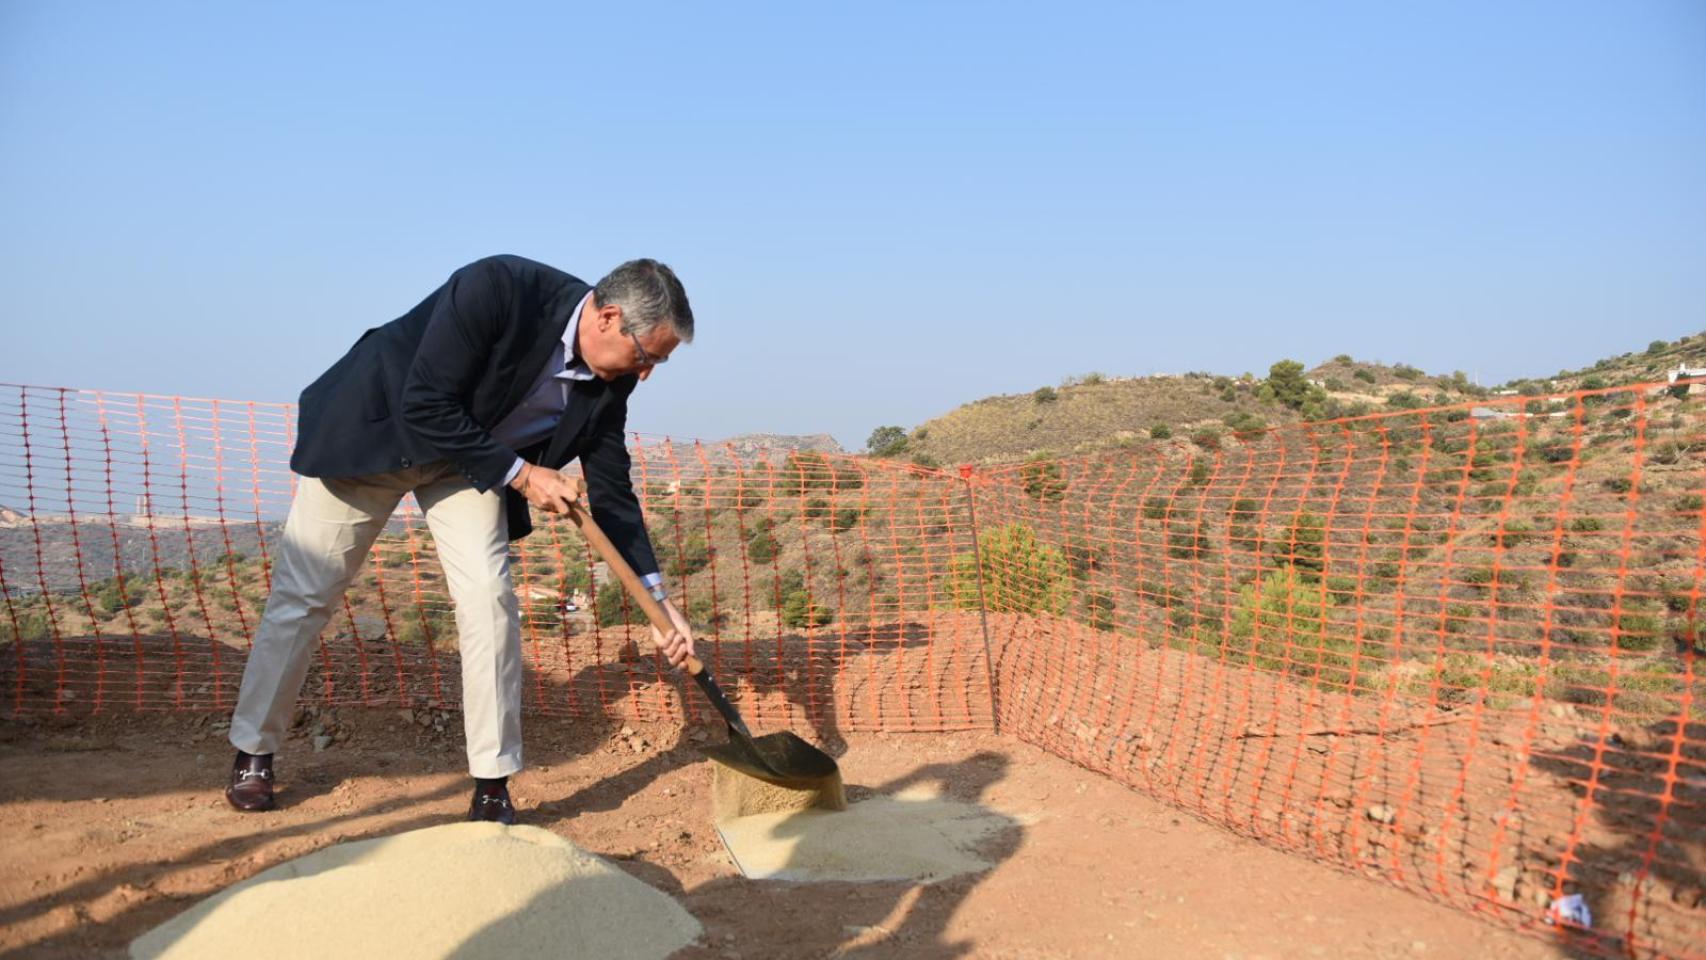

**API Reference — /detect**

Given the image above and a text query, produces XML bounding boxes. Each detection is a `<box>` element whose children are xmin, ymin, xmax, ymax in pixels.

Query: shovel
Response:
<box><xmin>563</xmin><ymin>502</ymin><xmax>841</xmax><ymax>788</ymax></box>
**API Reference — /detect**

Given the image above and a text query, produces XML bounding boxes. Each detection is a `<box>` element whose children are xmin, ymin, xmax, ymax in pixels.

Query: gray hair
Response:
<box><xmin>594</xmin><ymin>258</ymin><xmax>694</xmax><ymax>343</ymax></box>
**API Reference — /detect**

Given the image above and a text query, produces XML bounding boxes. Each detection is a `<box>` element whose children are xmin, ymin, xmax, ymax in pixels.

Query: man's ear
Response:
<box><xmin>599</xmin><ymin>304</ymin><xmax>624</xmax><ymax>330</ymax></box>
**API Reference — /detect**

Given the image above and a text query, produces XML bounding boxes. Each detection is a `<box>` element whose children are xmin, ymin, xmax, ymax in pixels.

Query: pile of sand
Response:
<box><xmin>130</xmin><ymin>823</ymin><xmax>700</xmax><ymax>960</ymax></box>
<box><xmin>715</xmin><ymin>782</ymin><xmax>1016</xmax><ymax>883</ymax></box>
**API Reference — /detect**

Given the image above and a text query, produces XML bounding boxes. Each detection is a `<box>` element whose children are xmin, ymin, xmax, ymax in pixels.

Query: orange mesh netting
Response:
<box><xmin>0</xmin><ymin>382</ymin><xmax>1700</xmax><ymax>957</ymax></box>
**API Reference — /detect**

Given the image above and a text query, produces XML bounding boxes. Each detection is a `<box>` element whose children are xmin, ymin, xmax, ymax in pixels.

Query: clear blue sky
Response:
<box><xmin>3</xmin><ymin>1</ymin><xmax>1702</xmax><ymax>451</ymax></box>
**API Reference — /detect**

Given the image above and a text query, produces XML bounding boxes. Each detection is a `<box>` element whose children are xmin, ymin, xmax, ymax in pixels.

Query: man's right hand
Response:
<box><xmin>511</xmin><ymin>464</ymin><xmax>585</xmax><ymax>515</ymax></box>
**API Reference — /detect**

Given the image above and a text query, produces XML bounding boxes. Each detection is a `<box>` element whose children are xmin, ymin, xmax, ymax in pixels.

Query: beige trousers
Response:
<box><xmin>228</xmin><ymin>462</ymin><xmax>524</xmax><ymax>778</ymax></box>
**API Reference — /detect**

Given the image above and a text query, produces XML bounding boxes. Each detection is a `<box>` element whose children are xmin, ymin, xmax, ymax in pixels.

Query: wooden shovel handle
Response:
<box><xmin>562</xmin><ymin>501</ymin><xmax>705</xmax><ymax>675</ymax></box>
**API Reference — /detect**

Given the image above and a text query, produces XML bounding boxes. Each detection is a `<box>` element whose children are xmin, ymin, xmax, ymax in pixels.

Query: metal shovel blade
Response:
<box><xmin>699</xmin><ymin>728</ymin><xmax>841</xmax><ymax>786</ymax></box>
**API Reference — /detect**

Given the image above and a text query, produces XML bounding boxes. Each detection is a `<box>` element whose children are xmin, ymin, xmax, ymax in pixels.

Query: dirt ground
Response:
<box><xmin>0</xmin><ymin>708</ymin><xmax>1592</xmax><ymax>960</ymax></box>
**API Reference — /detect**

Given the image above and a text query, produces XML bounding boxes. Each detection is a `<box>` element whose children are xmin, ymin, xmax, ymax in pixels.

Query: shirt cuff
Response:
<box><xmin>641</xmin><ymin>573</ymin><xmax>666</xmax><ymax>600</ymax></box>
<box><xmin>501</xmin><ymin>458</ymin><xmax>525</xmax><ymax>488</ymax></box>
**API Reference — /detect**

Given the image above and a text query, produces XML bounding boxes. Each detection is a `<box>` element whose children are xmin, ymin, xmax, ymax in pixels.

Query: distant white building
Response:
<box><xmin>1645</xmin><ymin>363</ymin><xmax>1706</xmax><ymax>397</ymax></box>
<box><xmin>1668</xmin><ymin>362</ymin><xmax>1706</xmax><ymax>385</ymax></box>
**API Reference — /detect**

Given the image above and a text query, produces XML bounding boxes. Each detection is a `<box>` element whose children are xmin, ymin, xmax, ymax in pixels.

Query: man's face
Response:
<box><xmin>580</xmin><ymin>300</ymin><xmax>681</xmax><ymax>382</ymax></box>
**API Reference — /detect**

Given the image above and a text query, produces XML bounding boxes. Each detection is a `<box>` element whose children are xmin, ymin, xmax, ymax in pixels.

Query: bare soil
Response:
<box><xmin>0</xmin><ymin>710</ymin><xmax>1578</xmax><ymax>960</ymax></box>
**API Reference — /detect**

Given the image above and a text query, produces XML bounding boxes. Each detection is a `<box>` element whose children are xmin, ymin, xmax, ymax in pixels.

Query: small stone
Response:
<box><xmin>1410</xmin><ymin>941</ymin><xmax>1427</xmax><ymax>954</ymax></box>
<box><xmin>313</xmin><ymin>735</ymin><xmax>332</xmax><ymax>752</ymax></box>
<box><xmin>1492</xmin><ymin>866</ymin><xmax>1520</xmax><ymax>900</ymax></box>
<box><xmin>1366</xmin><ymin>804</ymin><xmax>1397</xmax><ymax>825</ymax></box>
<box><xmin>620</xmin><ymin>725</ymin><xmax>635</xmax><ymax>738</ymax></box>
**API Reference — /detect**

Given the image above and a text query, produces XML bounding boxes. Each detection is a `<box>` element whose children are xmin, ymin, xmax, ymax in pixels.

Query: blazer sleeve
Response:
<box><xmin>581</xmin><ymin>393</ymin><xmax>660</xmax><ymax>579</ymax></box>
<box><xmin>399</xmin><ymin>258</ymin><xmax>519</xmax><ymax>492</ymax></box>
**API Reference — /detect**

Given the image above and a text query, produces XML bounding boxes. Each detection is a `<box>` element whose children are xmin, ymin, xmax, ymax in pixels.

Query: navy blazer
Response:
<box><xmin>289</xmin><ymin>255</ymin><xmax>659</xmax><ymax>574</ymax></box>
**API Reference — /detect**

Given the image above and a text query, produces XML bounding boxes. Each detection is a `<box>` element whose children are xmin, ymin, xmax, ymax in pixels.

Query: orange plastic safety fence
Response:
<box><xmin>0</xmin><ymin>382</ymin><xmax>1701</xmax><ymax>957</ymax></box>
<box><xmin>973</xmin><ymin>385</ymin><xmax>1704</xmax><ymax>959</ymax></box>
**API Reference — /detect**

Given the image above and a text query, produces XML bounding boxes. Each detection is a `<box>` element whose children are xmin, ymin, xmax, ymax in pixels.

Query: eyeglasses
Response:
<box><xmin>628</xmin><ymin>331</ymin><xmax>669</xmax><ymax>367</ymax></box>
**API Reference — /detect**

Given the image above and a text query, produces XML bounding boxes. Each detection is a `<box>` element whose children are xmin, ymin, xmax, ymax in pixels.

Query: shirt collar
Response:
<box><xmin>558</xmin><ymin>290</ymin><xmax>596</xmax><ymax>382</ymax></box>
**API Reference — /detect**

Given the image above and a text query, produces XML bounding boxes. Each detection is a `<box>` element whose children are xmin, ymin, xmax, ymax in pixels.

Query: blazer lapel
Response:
<box><xmin>544</xmin><ymin>377</ymin><xmax>605</xmax><ymax>466</ymax></box>
<box><xmin>499</xmin><ymin>282</ymin><xmax>587</xmax><ymax>421</ymax></box>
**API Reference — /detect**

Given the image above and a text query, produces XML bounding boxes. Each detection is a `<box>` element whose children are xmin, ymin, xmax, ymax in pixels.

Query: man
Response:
<box><xmin>224</xmin><ymin>254</ymin><xmax>696</xmax><ymax>824</ymax></box>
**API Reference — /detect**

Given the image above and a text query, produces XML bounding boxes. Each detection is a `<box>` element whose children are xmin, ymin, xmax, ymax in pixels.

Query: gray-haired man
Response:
<box><xmin>225</xmin><ymin>255</ymin><xmax>696</xmax><ymax>823</ymax></box>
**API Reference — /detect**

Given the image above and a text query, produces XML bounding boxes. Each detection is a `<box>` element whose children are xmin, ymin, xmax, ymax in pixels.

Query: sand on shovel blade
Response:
<box><xmin>130</xmin><ymin>822</ymin><xmax>700</xmax><ymax>960</ymax></box>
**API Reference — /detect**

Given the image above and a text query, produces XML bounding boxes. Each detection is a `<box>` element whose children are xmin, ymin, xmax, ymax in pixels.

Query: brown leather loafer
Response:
<box><xmin>467</xmin><ymin>784</ymin><xmax>517</xmax><ymax>825</ymax></box>
<box><xmin>225</xmin><ymin>751</ymin><xmax>275</xmax><ymax>812</ymax></box>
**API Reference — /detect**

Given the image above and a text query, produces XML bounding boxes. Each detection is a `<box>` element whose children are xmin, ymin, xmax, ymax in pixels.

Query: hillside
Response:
<box><xmin>883</xmin><ymin>333</ymin><xmax>1706</xmax><ymax>466</ymax></box>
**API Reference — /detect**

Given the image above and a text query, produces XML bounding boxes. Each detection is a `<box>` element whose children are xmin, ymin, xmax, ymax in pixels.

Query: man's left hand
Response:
<box><xmin>650</xmin><ymin>598</ymin><xmax>696</xmax><ymax>670</ymax></box>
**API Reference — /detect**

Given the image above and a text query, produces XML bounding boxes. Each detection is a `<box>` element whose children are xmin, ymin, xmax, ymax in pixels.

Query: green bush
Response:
<box><xmin>1033</xmin><ymin>386</ymin><xmax>1058</xmax><ymax>404</ymax></box>
<box><xmin>950</xmin><ymin>524</ymin><xmax>1072</xmax><ymax>615</ymax></box>
<box><xmin>781</xmin><ymin>589</ymin><xmax>832</xmax><ymax>629</ymax></box>
<box><xmin>92</xmin><ymin>578</ymin><xmax>147</xmax><ymax>616</ymax></box>
<box><xmin>1167</xmin><ymin>521</ymin><xmax>1212</xmax><ymax>559</ymax></box>
<box><xmin>594</xmin><ymin>586</ymin><xmax>644</xmax><ymax>628</ymax></box>
<box><xmin>396</xmin><ymin>605</ymin><xmax>457</xmax><ymax>645</ymax></box>
<box><xmin>1269</xmin><ymin>511</ymin><xmax>1325</xmax><ymax>577</ymax></box>
<box><xmin>866</xmin><ymin>425</ymin><xmax>909</xmax><ymax>458</ymax></box>
<box><xmin>830</xmin><ymin>506</ymin><xmax>864</xmax><ymax>532</ymax></box>
<box><xmin>1615</xmin><ymin>611</ymin><xmax>1663</xmax><ymax>652</ymax></box>
<box><xmin>746</xmin><ymin>534</ymin><xmax>780</xmax><ymax>565</ymax></box>
<box><xmin>1020</xmin><ymin>456</ymin><xmax>1068</xmax><ymax>502</ymax></box>
<box><xmin>1150</xmin><ymin>423</ymin><xmax>1172</xmax><ymax>440</ymax></box>
<box><xmin>1220</xmin><ymin>566</ymin><xmax>1363</xmax><ymax>691</ymax></box>
<box><xmin>0</xmin><ymin>610</ymin><xmax>50</xmax><ymax>644</ymax></box>
<box><xmin>1223</xmin><ymin>411</ymin><xmax>1266</xmax><ymax>435</ymax></box>
<box><xmin>1354</xmin><ymin>369</ymin><xmax>1377</xmax><ymax>384</ymax></box>
<box><xmin>804</xmin><ymin>497</ymin><xmax>830</xmax><ymax>521</ymax></box>
<box><xmin>1266</xmin><ymin>360</ymin><xmax>1311</xmax><ymax>410</ymax></box>
<box><xmin>663</xmin><ymin>534</ymin><xmax>712</xmax><ymax>578</ymax></box>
